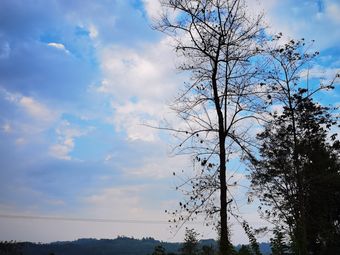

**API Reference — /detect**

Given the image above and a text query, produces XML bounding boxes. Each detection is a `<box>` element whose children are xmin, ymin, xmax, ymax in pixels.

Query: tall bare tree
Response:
<box><xmin>155</xmin><ymin>1</ymin><xmax>266</xmax><ymax>253</ymax></box>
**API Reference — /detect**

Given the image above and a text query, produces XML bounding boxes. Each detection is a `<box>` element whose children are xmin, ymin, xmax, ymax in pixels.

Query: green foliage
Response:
<box><xmin>152</xmin><ymin>244</ymin><xmax>166</xmax><ymax>255</ymax></box>
<box><xmin>241</xmin><ymin>222</ymin><xmax>261</xmax><ymax>255</ymax></box>
<box><xmin>270</xmin><ymin>228</ymin><xmax>289</xmax><ymax>255</ymax></box>
<box><xmin>0</xmin><ymin>241</ymin><xmax>23</xmax><ymax>255</ymax></box>
<box><xmin>181</xmin><ymin>228</ymin><xmax>199</xmax><ymax>255</ymax></box>
<box><xmin>10</xmin><ymin>237</ymin><xmax>181</xmax><ymax>255</ymax></box>
<box><xmin>0</xmin><ymin>238</ymin><xmax>274</xmax><ymax>255</ymax></box>
<box><xmin>237</xmin><ymin>245</ymin><xmax>251</xmax><ymax>255</ymax></box>
<box><xmin>251</xmin><ymin>92</ymin><xmax>340</xmax><ymax>253</ymax></box>
<box><xmin>200</xmin><ymin>245</ymin><xmax>215</xmax><ymax>255</ymax></box>
<box><xmin>252</xmin><ymin>34</ymin><xmax>340</xmax><ymax>254</ymax></box>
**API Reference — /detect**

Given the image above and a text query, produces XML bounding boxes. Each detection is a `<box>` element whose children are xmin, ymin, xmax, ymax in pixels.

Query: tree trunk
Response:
<box><xmin>219</xmin><ymin>135</ymin><xmax>228</xmax><ymax>255</ymax></box>
<box><xmin>288</xmin><ymin>92</ymin><xmax>307</xmax><ymax>255</ymax></box>
<box><xmin>212</xmin><ymin>56</ymin><xmax>229</xmax><ymax>254</ymax></box>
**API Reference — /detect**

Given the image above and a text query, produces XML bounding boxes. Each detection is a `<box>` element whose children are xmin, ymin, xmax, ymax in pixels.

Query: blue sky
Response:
<box><xmin>0</xmin><ymin>0</ymin><xmax>339</xmax><ymax>244</ymax></box>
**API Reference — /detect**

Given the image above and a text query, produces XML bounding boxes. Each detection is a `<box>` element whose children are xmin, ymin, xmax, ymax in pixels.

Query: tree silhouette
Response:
<box><xmin>237</xmin><ymin>245</ymin><xmax>251</xmax><ymax>255</ymax></box>
<box><xmin>270</xmin><ymin>227</ymin><xmax>289</xmax><ymax>255</ymax></box>
<box><xmin>181</xmin><ymin>228</ymin><xmax>199</xmax><ymax>255</ymax></box>
<box><xmin>152</xmin><ymin>244</ymin><xmax>167</xmax><ymax>255</ymax></box>
<box><xmin>248</xmin><ymin>35</ymin><xmax>340</xmax><ymax>254</ymax></box>
<box><xmin>201</xmin><ymin>245</ymin><xmax>215</xmax><ymax>255</ymax></box>
<box><xmin>250</xmin><ymin>92</ymin><xmax>340</xmax><ymax>253</ymax></box>
<box><xmin>155</xmin><ymin>1</ymin><xmax>266</xmax><ymax>253</ymax></box>
<box><xmin>0</xmin><ymin>241</ymin><xmax>23</xmax><ymax>255</ymax></box>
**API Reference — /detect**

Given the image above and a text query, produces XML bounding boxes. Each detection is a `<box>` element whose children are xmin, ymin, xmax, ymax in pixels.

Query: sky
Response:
<box><xmin>0</xmin><ymin>0</ymin><xmax>339</xmax><ymax>245</ymax></box>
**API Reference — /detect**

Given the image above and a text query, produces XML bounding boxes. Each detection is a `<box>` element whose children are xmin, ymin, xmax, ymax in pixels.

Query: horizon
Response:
<box><xmin>1</xmin><ymin>234</ymin><xmax>268</xmax><ymax>246</ymax></box>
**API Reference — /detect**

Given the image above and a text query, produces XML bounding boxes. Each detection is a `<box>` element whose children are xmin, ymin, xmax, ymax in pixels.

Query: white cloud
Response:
<box><xmin>84</xmin><ymin>185</ymin><xmax>148</xmax><ymax>219</ymax></box>
<box><xmin>19</xmin><ymin>96</ymin><xmax>57</xmax><ymax>123</ymax></box>
<box><xmin>259</xmin><ymin>0</ymin><xmax>340</xmax><ymax>49</ymax></box>
<box><xmin>88</xmin><ymin>24</ymin><xmax>99</xmax><ymax>39</ymax></box>
<box><xmin>97</xmin><ymin>38</ymin><xmax>177</xmax><ymax>101</ymax></box>
<box><xmin>2</xmin><ymin>122</ymin><xmax>12</xmax><ymax>133</ymax></box>
<box><xmin>49</xmin><ymin>120</ymin><xmax>94</xmax><ymax>160</ymax></box>
<box><xmin>300</xmin><ymin>65</ymin><xmax>340</xmax><ymax>82</ymax></box>
<box><xmin>80</xmin><ymin>184</ymin><xmax>210</xmax><ymax>242</ymax></box>
<box><xmin>45</xmin><ymin>199</ymin><xmax>66</xmax><ymax>206</ymax></box>
<box><xmin>108</xmin><ymin>100</ymin><xmax>163</xmax><ymax>142</ymax></box>
<box><xmin>0</xmin><ymin>87</ymin><xmax>21</xmax><ymax>103</ymax></box>
<box><xmin>142</xmin><ymin>0</ymin><xmax>162</xmax><ymax>20</ymax></box>
<box><xmin>0</xmin><ymin>40</ymin><xmax>10</xmax><ymax>59</ymax></box>
<box><xmin>47</xmin><ymin>42</ymin><xmax>70</xmax><ymax>54</ymax></box>
<box><xmin>0</xmin><ymin>87</ymin><xmax>59</xmax><ymax>139</ymax></box>
<box><xmin>0</xmin><ymin>88</ymin><xmax>58</xmax><ymax>124</ymax></box>
<box><xmin>326</xmin><ymin>0</ymin><xmax>340</xmax><ymax>23</ymax></box>
<box><xmin>49</xmin><ymin>142</ymin><xmax>74</xmax><ymax>160</ymax></box>
<box><xmin>15</xmin><ymin>137</ymin><xmax>26</xmax><ymax>145</ymax></box>
<box><xmin>127</xmin><ymin>154</ymin><xmax>191</xmax><ymax>179</ymax></box>
<box><xmin>104</xmin><ymin>154</ymin><xmax>114</xmax><ymax>161</ymax></box>
<box><xmin>96</xmin><ymin>37</ymin><xmax>182</xmax><ymax>142</ymax></box>
<box><xmin>245</xmin><ymin>0</ymin><xmax>278</xmax><ymax>17</ymax></box>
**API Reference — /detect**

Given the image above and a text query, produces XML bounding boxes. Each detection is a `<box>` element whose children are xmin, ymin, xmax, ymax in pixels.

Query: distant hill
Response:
<box><xmin>1</xmin><ymin>237</ymin><xmax>271</xmax><ymax>255</ymax></box>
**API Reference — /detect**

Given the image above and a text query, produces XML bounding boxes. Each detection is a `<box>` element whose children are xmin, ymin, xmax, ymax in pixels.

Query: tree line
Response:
<box><xmin>155</xmin><ymin>0</ymin><xmax>340</xmax><ymax>254</ymax></box>
<box><xmin>150</xmin><ymin>228</ymin><xmax>258</xmax><ymax>255</ymax></box>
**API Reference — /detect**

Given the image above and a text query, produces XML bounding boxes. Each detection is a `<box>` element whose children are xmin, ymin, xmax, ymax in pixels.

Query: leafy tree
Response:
<box><xmin>0</xmin><ymin>241</ymin><xmax>23</xmax><ymax>255</ymax></box>
<box><xmin>181</xmin><ymin>228</ymin><xmax>199</xmax><ymax>255</ymax></box>
<box><xmin>248</xmin><ymin>34</ymin><xmax>340</xmax><ymax>254</ymax></box>
<box><xmin>201</xmin><ymin>245</ymin><xmax>215</xmax><ymax>255</ymax></box>
<box><xmin>270</xmin><ymin>227</ymin><xmax>289</xmax><ymax>255</ymax></box>
<box><xmin>240</xmin><ymin>222</ymin><xmax>261</xmax><ymax>255</ymax></box>
<box><xmin>250</xmin><ymin>92</ymin><xmax>340</xmax><ymax>253</ymax></box>
<box><xmin>152</xmin><ymin>244</ymin><xmax>167</xmax><ymax>255</ymax></box>
<box><xmin>236</xmin><ymin>245</ymin><xmax>251</xmax><ymax>255</ymax></box>
<box><xmin>156</xmin><ymin>1</ymin><xmax>266</xmax><ymax>253</ymax></box>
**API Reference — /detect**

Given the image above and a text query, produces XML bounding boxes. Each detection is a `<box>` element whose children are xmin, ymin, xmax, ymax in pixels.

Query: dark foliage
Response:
<box><xmin>181</xmin><ymin>228</ymin><xmax>199</xmax><ymax>255</ymax></box>
<box><xmin>236</xmin><ymin>245</ymin><xmax>251</xmax><ymax>255</ymax></box>
<box><xmin>251</xmin><ymin>93</ymin><xmax>340</xmax><ymax>253</ymax></box>
<box><xmin>151</xmin><ymin>244</ymin><xmax>167</xmax><ymax>255</ymax></box>
<box><xmin>17</xmin><ymin>237</ymin><xmax>181</xmax><ymax>255</ymax></box>
<box><xmin>270</xmin><ymin>228</ymin><xmax>290</xmax><ymax>255</ymax></box>
<box><xmin>0</xmin><ymin>241</ymin><xmax>23</xmax><ymax>255</ymax></box>
<box><xmin>0</xmin><ymin>238</ymin><xmax>272</xmax><ymax>255</ymax></box>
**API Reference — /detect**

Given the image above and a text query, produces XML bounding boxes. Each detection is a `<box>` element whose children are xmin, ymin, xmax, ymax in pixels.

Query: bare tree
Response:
<box><xmin>155</xmin><ymin>0</ymin><xmax>266</xmax><ymax>253</ymax></box>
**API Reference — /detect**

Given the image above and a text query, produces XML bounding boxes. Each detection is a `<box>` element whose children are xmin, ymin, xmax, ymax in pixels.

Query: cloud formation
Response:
<box><xmin>47</xmin><ymin>42</ymin><xmax>70</xmax><ymax>54</ymax></box>
<box><xmin>259</xmin><ymin>0</ymin><xmax>340</xmax><ymax>49</ymax></box>
<box><xmin>96</xmin><ymin>37</ymin><xmax>181</xmax><ymax>141</ymax></box>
